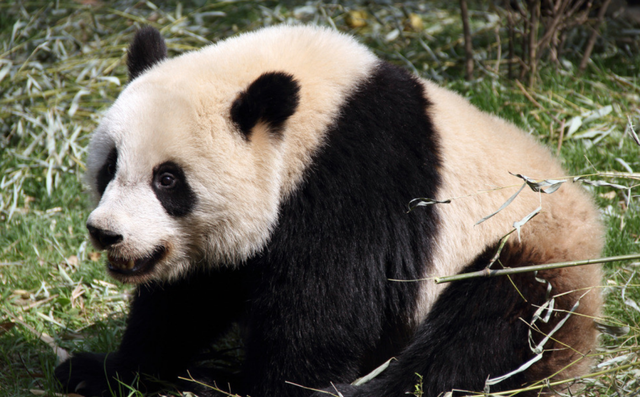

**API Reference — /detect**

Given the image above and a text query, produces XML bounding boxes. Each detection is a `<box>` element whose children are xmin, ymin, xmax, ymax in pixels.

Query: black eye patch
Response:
<box><xmin>97</xmin><ymin>147</ymin><xmax>118</xmax><ymax>196</ymax></box>
<box><xmin>151</xmin><ymin>161</ymin><xmax>197</xmax><ymax>217</ymax></box>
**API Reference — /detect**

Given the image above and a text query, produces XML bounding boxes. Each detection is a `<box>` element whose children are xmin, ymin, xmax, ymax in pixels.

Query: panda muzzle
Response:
<box><xmin>108</xmin><ymin>256</ymin><xmax>136</xmax><ymax>270</ymax></box>
<box><xmin>107</xmin><ymin>246</ymin><xmax>166</xmax><ymax>276</ymax></box>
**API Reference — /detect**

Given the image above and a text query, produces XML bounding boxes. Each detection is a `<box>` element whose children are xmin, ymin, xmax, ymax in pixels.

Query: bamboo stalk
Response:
<box><xmin>460</xmin><ymin>0</ymin><xmax>474</xmax><ymax>80</ymax></box>
<box><xmin>527</xmin><ymin>0</ymin><xmax>540</xmax><ymax>87</ymax></box>
<box><xmin>506</xmin><ymin>3</ymin><xmax>515</xmax><ymax>80</ymax></box>
<box><xmin>434</xmin><ymin>253</ymin><xmax>640</xmax><ymax>284</ymax></box>
<box><xmin>579</xmin><ymin>0</ymin><xmax>612</xmax><ymax>72</ymax></box>
<box><xmin>484</xmin><ymin>362</ymin><xmax>640</xmax><ymax>396</ymax></box>
<box><xmin>557</xmin><ymin>118</ymin><xmax>565</xmax><ymax>154</ymax></box>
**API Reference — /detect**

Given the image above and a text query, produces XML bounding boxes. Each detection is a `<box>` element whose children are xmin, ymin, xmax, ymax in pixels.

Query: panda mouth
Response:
<box><xmin>107</xmin><ymin>246</ymin><xmax>166</xmax><ymax>277</ymax></box>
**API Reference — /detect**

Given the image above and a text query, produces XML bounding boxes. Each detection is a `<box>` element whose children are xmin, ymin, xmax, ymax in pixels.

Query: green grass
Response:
<box><xmin>1</xmin><ymin>1</ymin><xmax>639</xmax><ymax>396</ymax></box>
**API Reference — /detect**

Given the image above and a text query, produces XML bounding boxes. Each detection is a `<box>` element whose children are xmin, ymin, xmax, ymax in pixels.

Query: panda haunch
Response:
<box><xmin>55</xmin><ymin>25</ymin><xmax>604</xmax><ymax>397</ymax></box>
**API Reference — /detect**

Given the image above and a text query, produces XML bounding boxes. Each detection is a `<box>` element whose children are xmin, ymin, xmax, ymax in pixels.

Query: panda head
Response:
<box><xmin>85</xmin><ymin>27</ymin><xmax>302</xmax><ymax>284</ymax></box>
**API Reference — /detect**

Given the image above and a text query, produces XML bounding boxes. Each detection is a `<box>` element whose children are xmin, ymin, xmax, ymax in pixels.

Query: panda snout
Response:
<box><xmin>87</xmin><ymin>224</ymin><xmax>123</xmax><ymax>250</ymax></box>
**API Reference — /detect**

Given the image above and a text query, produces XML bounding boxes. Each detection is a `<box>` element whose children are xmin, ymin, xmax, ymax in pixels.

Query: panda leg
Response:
<box><xmin>321</xmin><ymin>245</ymin><xmax>578</xmax><ymax>397</ymax></box>
<box><xmin>55</xmin><ymin>267</ymin><xmax>246</xmax><ymax>395</ymax></box>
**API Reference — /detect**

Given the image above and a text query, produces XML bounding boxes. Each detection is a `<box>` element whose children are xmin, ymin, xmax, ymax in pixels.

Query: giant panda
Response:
<box><xmin>55</xmin><ymin>25</ymin><xmax>604</xmax><ymax>397</ymax></box>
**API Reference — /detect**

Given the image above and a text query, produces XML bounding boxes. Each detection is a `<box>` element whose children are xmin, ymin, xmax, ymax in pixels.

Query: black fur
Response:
<box><xmin>151</xmin><ymin>161</ymin><xmax>197</xmax><ymax>217</ymax></box>
<box><xmin>56</xmin><ymin>61</ymin><xmax>443</xmax><ymax>396</ymax></box>
<box><xmin>54</xmin><ymin>267</ymin><xmax>247</xmax><ymax>395</ymax></box>
<box><xmin>230</xmin><ymin>72</ymin><xmax>300</xmax><ymax>138</ymax></box>
<box><xmin>316</xmin><ymin>244</ymin><xmax>553</xmax><ymax>397</ymax></box>
<box><xmin>240</xmin><ymin>62</ymin><xmax>441</xmax><ymax>397</ymax></box>
<box><xmin>96</xmin><ymin>147</ymin><xmax>117</xmax><ymax>196</ymax></box>
<box><xmin>127</xmin><ymin>27</ymin><xmax>167</xmax><ymax>81</ymax></box>
<box><xmin>55</xmin><ymin>60</ymin><xmax>573</xmax><ymax>397</ymax></box>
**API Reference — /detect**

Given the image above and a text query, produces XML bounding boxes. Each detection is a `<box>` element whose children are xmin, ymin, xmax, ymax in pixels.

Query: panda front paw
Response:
<box><xmin>54</xmin><ymin>352</ymin><xmax>132</xmax><ymax>396</ymax></box>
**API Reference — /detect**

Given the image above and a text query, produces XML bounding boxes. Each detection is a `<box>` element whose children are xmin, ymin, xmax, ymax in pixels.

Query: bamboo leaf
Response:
<box><xmin>352</xmin><ymin>358</ymin><xmax>392</xmax><ymax>386</ymax></box>
<box><xmin>68</xmin><ymin>88</ymin><xmax>90</xmax><ymax>116</ymax></box>
<box><xmin>583</xmin><ymin>104</ymin><xmax>612</xmax><ymax>123</ymax></box>
<box><xmin>566</xmin><ymin>116</ymin><xmax>582</xmax><ymax>137</ymax></box>
<box><xmin>407</xmin><ymin>197</ymin><xmax>451</xmax><ymax>212</ymax></box>
<box><xmin>624</xmin><ymin>299</ymin><xmax>640</xmax><ymax>313</ymax></box>
<box><xmin>513</xmin><ymin>206</ymin><xmax>541</xmax><ymax>241</ymax></box>
<box><xmin>594</xmin><ymin>321</ymin><xmax>630</xmax><ymax>337</ymax></box>
<box><xmin>576</xmin><ymin>178</ymin><xmax>629</xmax><ymax>190</ymax></box>
<box><xmin>627</xmin><ymin>116</ymin><xmax>640</xmax><ymax>146</ymax></box>
<box><xmin>475</xmin><ymin>183</ymin><xmax>526</xmax><ymax>225</ymax></box>
<box><xmin>509</xmin><ymin>172</ymin><xmax>565</xmax><ymax>194</ymax></box>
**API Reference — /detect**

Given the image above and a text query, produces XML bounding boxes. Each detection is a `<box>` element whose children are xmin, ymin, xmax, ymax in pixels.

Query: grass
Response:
<box><xmin>0</xmin><ymin>1</ymin><xmax>639</xmax><ymax>396</ymax></box>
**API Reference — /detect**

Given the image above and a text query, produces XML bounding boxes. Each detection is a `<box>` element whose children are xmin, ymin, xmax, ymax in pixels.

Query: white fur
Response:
<box><xmin>86</xmin><ymin>25</ymin><xmax>378</xmax><ymax>283</ymax></box>
<box><xmin>86</xmin><ymin>24</ymin><xmax>603</xmax><ymax>380</ymax></box>
<box><xmin>412</xmin><ymin>81</ymin><xmax>604</xmax><ymax>325</ymax></box>
<box><xmin>87</xmin><ymin>26</ymin><xmax>603</xmax><ymax>332</ymax></box>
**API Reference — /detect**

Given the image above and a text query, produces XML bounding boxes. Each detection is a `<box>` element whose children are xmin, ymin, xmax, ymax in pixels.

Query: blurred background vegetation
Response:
<box><xmin>0</xmin><ymin>1</ymin><xmax>639</xmax><ymax>396</ymax></box>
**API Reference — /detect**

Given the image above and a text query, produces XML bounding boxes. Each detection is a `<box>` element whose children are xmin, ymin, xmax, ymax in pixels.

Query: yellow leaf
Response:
<box><xmin>346</xmin><ymin>10</ymin><xmax>367</xmax><ymax>28</ymax></box>
<box><xmin>407</xmin><ymin>13</ymin><xmax>423</xmax><ymax>31</ymax></box>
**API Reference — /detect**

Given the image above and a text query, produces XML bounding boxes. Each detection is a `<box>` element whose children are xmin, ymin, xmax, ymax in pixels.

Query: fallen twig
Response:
<box><xmin>4</xmin><ymin>312</ymin><xmax>69</xmax><ymax>362</ymax></box>
<box><xmin>459</xmin><ymin>0</ymin><xmax>474</xmax><ymax>80</ymax></box>
<box><xmin>579</xmin><ymin>0</ymin><xmax>613</xmax><ymax>72</ymax></box>
<box><xmin>435</xmin><ymin>253</ymin><xmax>640</xmax><ymax>284</ymax></box>
<box><xmin>515</xmin><ymin>80</ymin><xmax>562</xmax><ymax>125</ymax></box>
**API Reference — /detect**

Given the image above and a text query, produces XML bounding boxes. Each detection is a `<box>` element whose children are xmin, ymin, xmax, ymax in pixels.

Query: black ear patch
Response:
<box><xmin>127</xmin><ymin>26</ymin><xmax>167</xmax><ymax>81</ymax></box>
<box><xmin>231</xmin><ymin>72</ymin><xmax>300</xmax><ymax>138</ymax></box>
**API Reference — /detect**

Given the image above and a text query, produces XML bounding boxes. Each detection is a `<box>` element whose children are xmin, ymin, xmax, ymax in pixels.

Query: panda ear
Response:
<box><xmin>231</xmin><ymin>72</ymin><xmax>300</xmax><ymax>139</ymax></box>
<box><xmin>127</xmin><ymin>26</ymin><xmax>167</xmax><ymax>81</ymax></box>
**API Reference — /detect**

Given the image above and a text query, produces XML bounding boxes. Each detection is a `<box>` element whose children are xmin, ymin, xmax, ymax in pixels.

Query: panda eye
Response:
<box><xmin>106</xmin><ymin>162</ymin><xmax>116</xmax><ymax>176</ymax></box>
<box><xmin>151</xmin><ymin>161</ymin><xmax>196</xmax><ymax>217</ymax></box>
<box><xmin>158</xmin><ymin>172</ymin><xmax>176</xmax><ymax>189</ymax></box>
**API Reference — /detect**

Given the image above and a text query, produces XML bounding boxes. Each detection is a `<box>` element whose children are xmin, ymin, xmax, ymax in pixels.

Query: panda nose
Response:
<box><xmin>87</xmin><ymin>224</ymin><xmax>123</xmax><ymax>249</ymax></box>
